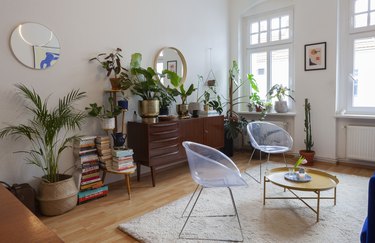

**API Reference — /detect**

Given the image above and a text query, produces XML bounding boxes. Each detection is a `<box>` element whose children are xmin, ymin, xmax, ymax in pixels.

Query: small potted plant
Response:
<box><xmin>90</xmin><ymin>48</ymin><xmax>132</xmax><ymax>91</ymax></box>
<box><xmin>85</xmin><ymin>96</ymin><xmax>122</xmax><ymax>130</ymax></box>
<box><xmin>163</xmin><ymin>70</ymin><xmax>196</xmax><ymax>117</ymax></box>
<box><xmin>267</xmin><ymin>84</ymin><xmax>295</xmax><ymax>113</ymax></box>
<box><xmin>158</xmin><ymin>89</ymin><xmax>175</xmax><ymax>115</ymax></box>
<box><xmin>299</xmin><ymin>98</ymin><xmax>315</xmax><ymax>165</ymax></box>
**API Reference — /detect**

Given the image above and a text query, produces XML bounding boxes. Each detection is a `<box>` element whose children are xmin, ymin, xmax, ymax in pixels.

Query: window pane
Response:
<box><xmin>271</xmin><ymin>17</ymin><xmax>279</xmax><ymax>30</ymax></box>
<box><xmin>251</xmin><ymin>34</ymin><xmax>258</xmax><ymax>45</ymax></box>
<box><xmin>271</xmin><ymin>49</ymin><xmax>290</xmax><ymax>96</ymax></box>
<box><xmin>251</xmin><ymin>22</ymin><xmax>258</xmax><ymax>33</ymax></box>
<box><xmin>281</xmin><ymin>16</ymin><xmax>289</xmax><ymax>28</ymax></box>
<box><xmin>371</xmin><ymin>11</ymin><xmax>375</xmax><ymax>25</ymax></box>
<box><xmin>281</xmin><ymin>28</ymin><xmax>289</xmax><ymax>40</ymax></box>
<box><xmin>260</xmin><ymin>20</ymin><xmax>267</xmax><ymax>31</ymax></box>
<box><xmin>251</xmin><ymin>52</ymin><xmax>268</xmax><ymax>98</ymax></box>
<box><xmin>353</xmin><ymin>37</ymin><xmax>375</xmax><ymax>107</ymax></box>
<box><xmin>271</xmin><ymin>30</ymin><xmax>279</xmax><ymax>41</ymax></box>
<box><xmin>260</xmin><ymin>32</ymin><xmax>267</xmax><ymax>43</ymax></box>
<box><xmin>355</xmin><ymin>0</ymin><xmax>369</xmax><ymax>13</ymax></box>
<box><xmin>354</xmin><ymin>13</ymin><xmax>368</xmax><ymax>28</ymax></box>
<box><xmin>371</xmin><ymin>0</ymin><xmax>375</xmax><ymax>10</ymax></box>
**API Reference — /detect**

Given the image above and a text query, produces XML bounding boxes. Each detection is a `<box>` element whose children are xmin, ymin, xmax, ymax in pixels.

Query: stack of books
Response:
<box><xmin>77</xmin><ymin>185</ymin><xmax>108</xmax><ymax>204</ymax></box>
<box><xmin>95</xmin><ymin>136</ymin><xmax>112</xmax><ymax>170</ymax></box>
<box><xmin>111</xmin><ymin>149</ymin><xmax>136</xmax><ymax>172</ymax></box>
<box><xmin>73</xmin><ymin>136</ymin><xmax>108</xmax><ymax>204</ymax></box>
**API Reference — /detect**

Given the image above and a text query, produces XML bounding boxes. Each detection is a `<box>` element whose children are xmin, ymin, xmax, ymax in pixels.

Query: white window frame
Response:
<box><xmin>339</xmin><ymin>0</ymin><xmax>375</xmax><ymax>114</ymax></box>
<box><xmin>240</xmin><ymin>7</ymin><xmax>294</xmax><ymax>112</ymax></box>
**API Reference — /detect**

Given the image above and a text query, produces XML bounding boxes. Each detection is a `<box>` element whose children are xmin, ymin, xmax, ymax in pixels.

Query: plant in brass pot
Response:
<box><xmin>90</xmin><ymin>48</ymin><xmax>132</xmax><ymax>91</ymax></box>
<box><xmin>129</xmin><ymin>53</ymin><xmax>165</xmax><ymax>122</ymax></box>
<box><xmin>0</xmin><ymin>84</ymin><xmax>87</xmax><ymax>216</ymax></box>
<box><xmin>299</xmin><ymin>98</ymin><xmax>315</xmax><ymax>165</ymax></box>
<box><xmin>163</xmin><ymin>70</ymin><xmax>196</xmax><ymax>117</ymax></box>
<box><xmin>267</xmin><ymin>84</ymin><xmax>295</xmax><ymax>113</ymax></box>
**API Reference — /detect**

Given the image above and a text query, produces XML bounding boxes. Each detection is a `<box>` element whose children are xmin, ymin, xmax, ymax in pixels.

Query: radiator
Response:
<box><xmin>346</xmin><ymin>125</ymin><xmax>375</xmax><ymax>161</ymax></box>
<box><xmin>242</xmin><ymin>121</ymin><xmax>288</xmax><ymax>148</ymax></box>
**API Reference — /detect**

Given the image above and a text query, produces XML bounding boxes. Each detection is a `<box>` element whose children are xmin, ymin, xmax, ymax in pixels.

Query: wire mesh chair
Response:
<box><xmin>180</xmin><ymin>141</ymin><xmax>248</xmax><ymax>242</ymax></box>
<box><xmin>246</xmin><ymin>121</ymin><xmax>293</xmax><ymax>183</ymax></box>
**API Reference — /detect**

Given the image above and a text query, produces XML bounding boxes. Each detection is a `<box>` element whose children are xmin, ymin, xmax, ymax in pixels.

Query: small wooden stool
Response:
<box><xmin>102</xmin><ymin>168</ymin><xmax>136</xmax><ymax>199</ymax></box>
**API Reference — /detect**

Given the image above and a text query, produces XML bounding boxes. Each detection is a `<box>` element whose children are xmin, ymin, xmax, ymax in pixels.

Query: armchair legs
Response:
<box><xmin>246</xmin><ymin>150</ymin><xmax>288</xmax><ymax>184</ymax></box>
<box><xmin>179</xmin><ymin>185</ymin><xmax>244</xmax><ymax>242</ymax></box>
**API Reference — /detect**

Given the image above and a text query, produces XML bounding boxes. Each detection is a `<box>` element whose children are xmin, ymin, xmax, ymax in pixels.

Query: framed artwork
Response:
<box><xmin>304</xmin><ymin>42</ymin><xmax>326</xmax><ymax>71</ymax></box>
<box><xmin>167</xmin><ymin>60</ymin><xmax>177</xmax><ymax>73</ymax></box>
<box><xmin>33</xmin><ymin>46</ymin><xmax>60</xmax><ymax>70</ymax></box>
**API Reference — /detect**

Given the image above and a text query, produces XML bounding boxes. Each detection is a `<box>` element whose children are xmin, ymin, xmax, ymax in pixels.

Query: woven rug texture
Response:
<box><xmin>118</xmin><ymin>163</ymin><xmax>369</xmax><ymax>243</ymax></box>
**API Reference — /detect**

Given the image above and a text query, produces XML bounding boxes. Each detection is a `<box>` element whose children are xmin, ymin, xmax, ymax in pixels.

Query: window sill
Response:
<box><xmin>238</xmin><ymin>111</ymin><xmax>296</xmax><ymax>117</ymax></box>
<box><xmin>335</xmin><ymin>113</ymin><xmax>375</xmax><ymax>120</ymax></box>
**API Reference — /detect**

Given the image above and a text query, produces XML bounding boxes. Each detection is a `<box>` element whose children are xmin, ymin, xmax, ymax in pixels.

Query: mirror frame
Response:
<box><xmin>153</xmin><ymin>47</ymin><xmax>187</xmax><ymax>85</ymax></box>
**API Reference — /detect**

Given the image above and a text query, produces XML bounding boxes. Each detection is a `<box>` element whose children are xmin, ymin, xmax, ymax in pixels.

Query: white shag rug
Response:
<box><xmin>118</xmin><ymin>163</ymin><xmax>369</xmax><ymax>242</ymax></box>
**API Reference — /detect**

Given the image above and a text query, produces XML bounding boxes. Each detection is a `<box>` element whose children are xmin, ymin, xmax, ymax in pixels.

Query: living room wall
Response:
<box><xmin>0</xmin><ymin>0</ymin><xmax>230</xmax><ymax>185</ymax></box>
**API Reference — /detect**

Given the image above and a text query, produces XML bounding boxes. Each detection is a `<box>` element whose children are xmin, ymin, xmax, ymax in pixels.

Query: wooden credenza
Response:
<box><xmin>127</xmin><ymin>115</ymin><xmax>224</xmax><ymax>186</ymax></box>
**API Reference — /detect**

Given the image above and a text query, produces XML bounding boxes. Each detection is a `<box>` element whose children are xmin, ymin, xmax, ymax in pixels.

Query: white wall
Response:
<box><xmin>229</xmin><ymin>0</ymin><xmax>338</xmax><ymax>162</ymax></box>
<box><xmin>0</xmin><ymin>0</ymin><xmax>229</xmax><ymax>186</ymax></box>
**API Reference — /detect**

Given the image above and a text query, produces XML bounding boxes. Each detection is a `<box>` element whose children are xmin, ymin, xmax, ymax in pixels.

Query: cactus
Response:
<box><xmin>304</xmin><ymin>98</ymin><xmax>314</xmax><ymax>151</ymax></box>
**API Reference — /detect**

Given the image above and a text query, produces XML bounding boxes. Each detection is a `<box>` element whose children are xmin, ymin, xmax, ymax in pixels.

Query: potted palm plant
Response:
<box><xmin>299</xmin><ymin>98</ymin><xmax>315</xmax><ymax>165</ymax></box>
<box><xmin>267</xmin><ymin>84</ymin><xmax>295</xmax><ymax>113</ymax></box>
<box><xmin>90</xmin><ymin>48</ymin><xmax>132</xmax><ymax>91</ymax></box>
<box><xmin>0</xmin><ymin>84</ymin><xmax>87</xmax><ymax>216</ymax></box>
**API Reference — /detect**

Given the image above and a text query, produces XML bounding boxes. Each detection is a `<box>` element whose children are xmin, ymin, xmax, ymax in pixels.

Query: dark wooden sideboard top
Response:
<box><xmin>0</xmin><ymin>185</ymin><xmax>63</xmax><ymax>242</ymax></box>
<box><xmin>127</xmin><ymin>115</ymin><xmax>224</xmax><ymax>186</ymax></box>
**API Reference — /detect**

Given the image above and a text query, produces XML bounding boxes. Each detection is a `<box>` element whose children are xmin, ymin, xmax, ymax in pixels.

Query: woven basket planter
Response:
<box><xmin>37</xmin><ymin>174</ymin><xmax>78</xmax><ymax>216</ymax></box>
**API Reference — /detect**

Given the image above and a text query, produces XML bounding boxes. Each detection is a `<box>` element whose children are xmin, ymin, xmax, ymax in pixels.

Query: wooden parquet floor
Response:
<box><xmin>40</xmin><ymin>151</ymin><xmax>375</xmax><ymax>242</ymax></box>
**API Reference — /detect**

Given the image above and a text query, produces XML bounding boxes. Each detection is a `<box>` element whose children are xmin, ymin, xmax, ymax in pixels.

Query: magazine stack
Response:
<box><xmin>111</xmin><ymin>148</ymin><xmax>136</xmax><ymax>173</ymax></box>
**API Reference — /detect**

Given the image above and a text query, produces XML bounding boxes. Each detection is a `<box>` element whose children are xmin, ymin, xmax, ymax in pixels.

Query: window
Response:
<box><xmin>339</xmin><ymin>0</ymin><xmax>375</xmax><ymax>114</ymax></box>
<box><xmin>242</xmin><ymin>8</ymin><xmax>293</xmax><ymax>110</ymax></box>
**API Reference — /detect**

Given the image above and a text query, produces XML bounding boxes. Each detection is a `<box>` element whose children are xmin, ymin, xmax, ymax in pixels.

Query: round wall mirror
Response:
<box><xmin>10</xmin><ymin>22</ymin><xmax>61</xmax><ymax>69</ymax></box>
<box><xmin>153</xmin><ymin>47</ymin><xmax>187</xmax><ymax>87</ymax></box>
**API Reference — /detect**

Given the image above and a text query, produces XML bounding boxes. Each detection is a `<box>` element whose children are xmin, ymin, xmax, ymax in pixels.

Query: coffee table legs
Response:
<box><xmin>263</xmin><ymin>178</ymin><xmax>337</xmax><ymax>222</ymax></box>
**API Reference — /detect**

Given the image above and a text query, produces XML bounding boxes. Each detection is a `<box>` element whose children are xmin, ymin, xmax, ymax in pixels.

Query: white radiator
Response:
<box><xmin>346</xmin><ymin>125</ymin><xmax>375</xmax><ymax>161</ymax></box>
<box><xmin>242</xmin><ymin>121</ymin><xmax>288</xmax><ymax>148</ymax></box>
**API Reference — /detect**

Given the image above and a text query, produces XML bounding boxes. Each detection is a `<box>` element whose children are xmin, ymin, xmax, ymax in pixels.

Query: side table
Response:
<box><xmin>102</xmin><ymin>167</ymin><xmax>136</xmax><ymax>199</ymax></box>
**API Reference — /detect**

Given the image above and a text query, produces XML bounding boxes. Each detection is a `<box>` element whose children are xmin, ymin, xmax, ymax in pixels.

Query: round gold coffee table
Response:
<box><xmin>264</xmin><ymin>167</ymin><xmax>339</xmax><ymax>222</ymax></box>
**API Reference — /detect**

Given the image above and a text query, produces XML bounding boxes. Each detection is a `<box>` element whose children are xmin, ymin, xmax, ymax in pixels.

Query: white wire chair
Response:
<box><xmin>180</xmin><ymin>141</ymin><xmax>248</xmax><ymax>242</ymax></box>
<box><xmin>246</xmin><ymin>121</ymin><xmax>293</xmax><ymax>183</ymax></box>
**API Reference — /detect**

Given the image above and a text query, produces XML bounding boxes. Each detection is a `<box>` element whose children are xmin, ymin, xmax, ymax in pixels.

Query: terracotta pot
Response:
<box><xmin>299</xmin><ymin>150</ymin><xmax>315</xmax><ymax>166</ymax></box>
<box><xmin>110</xmin><ymin>78</ymin><xmax>121</xmax><ymax>90</ymax></box>
<box><xmin>37</xmin><ymin>174</ymin><xmax>78</xmax><ymax>216</ymax></box>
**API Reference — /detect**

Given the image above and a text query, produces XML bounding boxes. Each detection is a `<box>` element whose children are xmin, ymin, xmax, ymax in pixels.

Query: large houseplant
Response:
<box><xmin>90</xmin><ymin>48</ymin><xmax>132</xmax><ymax>90</ymax></box>
<box><xmin>129</xmin><ymin>53</ymin><xmax>165</xmax><ymax>122</ymax></box>
<box><xmin>299</xmin><ymin>98</ymin><xmax>315</xmax><ymax>165</ymax></box>
<box><xmin>0</xmin><ymin>84</ymin><xmax>87</xmax><ymax>215</ymax></box>
<box><xmin>267</xmin><ymin>84</ymin><xmax>295</xmax><ymax>113</ymax></box>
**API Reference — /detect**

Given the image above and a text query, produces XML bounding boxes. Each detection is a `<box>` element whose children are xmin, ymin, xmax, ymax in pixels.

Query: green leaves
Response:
<box><xmin>0</xmin><ymin>84</ymin><xmax>87</xmax><ymax>182</ymax></box>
